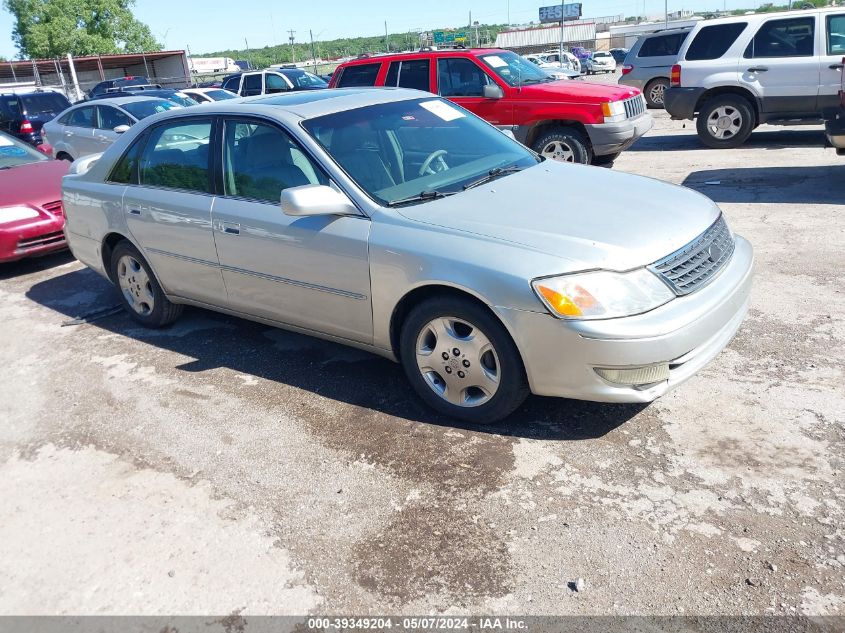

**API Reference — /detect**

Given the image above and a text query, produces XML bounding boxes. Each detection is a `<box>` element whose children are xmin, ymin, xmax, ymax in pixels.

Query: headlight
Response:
<box><xmin>0</xmin><ymin>205</ymin><xmax>41</xmax><ymax>225</ymax></box>
<box><xmin>601</xmin><ymin>100</ymin><xmax>627</xmax><ymax>123</ymax></box>
<box><xmin>532</xmin><ymin>269</ymin><xmax>675</xmax><ymax>320</ymax></box>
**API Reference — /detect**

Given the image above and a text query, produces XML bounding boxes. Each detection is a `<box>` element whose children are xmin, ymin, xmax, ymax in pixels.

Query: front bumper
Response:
<box><xmin>495</xmin><ymin>235</ymin><xmax>754</xmax><ymax>402</ymax></box>
<box><xmin>584</xmin><ymin>113</ymin><xmax>653</xmax><ymax>156</ymax></box>
<box><xmin>664</xmin><ymin>87</ymin><xmax>706</xmax><ymax>120</ymax></box>
<box><xmin>0</xmin><ymin>218</ymin><xmax>66</xmax><ymax>263</ymax></box>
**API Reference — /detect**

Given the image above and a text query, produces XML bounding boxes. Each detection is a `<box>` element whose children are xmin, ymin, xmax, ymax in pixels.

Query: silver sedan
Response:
<box><xmin>62</xmin><ymin>88</ymin><xmax>753</xmax><ymax>422</ymax></box>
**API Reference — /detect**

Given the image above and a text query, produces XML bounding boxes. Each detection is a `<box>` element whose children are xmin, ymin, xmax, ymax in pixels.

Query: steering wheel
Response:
<box><xmin>418</xmin><ymin>149</ymin><xmax>449</xmax><ymax>177</ymax></box>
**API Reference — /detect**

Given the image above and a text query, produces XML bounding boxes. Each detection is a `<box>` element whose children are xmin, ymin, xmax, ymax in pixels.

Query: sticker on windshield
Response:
<box><xmin>484</xmin><ymin>55</ymin><xmax>508</xmax><ymax>68</ymax></box>
<box><xmin>420</xmin><ymin>100</ymin><xmax>465</xmax><ymax>122</ymax></box>
<box><xmin>0</xmin><ymin>146</ymin><xmax>26</xmax><ymax>156</ymax></box>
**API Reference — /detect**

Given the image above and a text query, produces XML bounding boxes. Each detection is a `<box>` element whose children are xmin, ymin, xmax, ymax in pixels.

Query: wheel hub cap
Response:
<box><xmin>541</xmin><ymin>141</ymin><xmax>575</xmax><ymax>163</ymax></box>
<box><xmin>117</xmin><ymin>255</ymin><xmax>155</xmax><ymax>316</ymax></box>
<box><xmin>415</xmin><ymin>317</ymin><xmax>500</xmax><ymax>408</ymax></box>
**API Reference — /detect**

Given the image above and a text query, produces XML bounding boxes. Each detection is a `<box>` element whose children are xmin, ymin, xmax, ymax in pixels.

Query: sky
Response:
<box><xmin>1</xmin><ymin>0</ymin><xmax>755</xmax><ymax>59</ymax></box>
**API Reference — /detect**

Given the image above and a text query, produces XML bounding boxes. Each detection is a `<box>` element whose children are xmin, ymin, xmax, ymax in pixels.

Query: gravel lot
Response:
<box><xmin>1</xmin><ymin>107</ymin><xmax>843</xmax><ymax>617</ymax></box>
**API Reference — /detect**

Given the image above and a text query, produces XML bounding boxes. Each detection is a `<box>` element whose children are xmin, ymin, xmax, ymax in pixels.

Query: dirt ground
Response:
<box><xmin>0</xmin><ymin>110</ymin><xmax>843</xmax><ymax>618</ymax></box>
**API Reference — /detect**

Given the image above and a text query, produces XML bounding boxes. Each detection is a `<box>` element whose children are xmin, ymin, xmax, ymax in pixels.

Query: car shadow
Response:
<box><xmin>628</xmin><ymin>126</ymin><xmax>827</xmax><ymax>152</ymax></box>
<box><xmin>0</xmin><ymin>250</ymin><xmax>75</xmax><ymax>281</ymax></box>
<box><xmin>26</xmin><ymin>267</ymin><xmax>646</xmax><ymax>441</ymax></box>
<box><xmin>682</xmin><ymin>164</ymin><xmax>845</xmax><ymax>204</ymax></box>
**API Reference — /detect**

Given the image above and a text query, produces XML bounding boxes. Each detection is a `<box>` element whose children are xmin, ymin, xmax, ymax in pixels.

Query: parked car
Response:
<box><xmin>88</xmin><ymin>76</ymin><xmax>153</xmax><ymax>99</ymax></box>
<box><xmin>664</xmin><ymin>7</ymin><xmax>845</xmax><ymax>148</ymax></box>
<box><xmin>610</xmin><ymin>48</ymin><xmax>629</xmax><ymax>65</ymax></box>
<box><xmin>619</xmin><ymin>28</ymin><xmax>692</xmax><ymax>108</ymax></box>
<box><xmin>61</xmin><ymin>89</ymin><xmax>753</xmax><ymax>422</ymax></box>
<box><xmin>584</xmin><ymin>51</ymin><xmax>617</xmax><ymax>74</ymax></box>
<box><xmin>524</xmin><ymin>53</ymin><xmax>581</xmax><ymax>78</ymax></box>
<box><xmin>181</xmin><ymin>88</ymin><xmax>240</xmax><ymax>103</ymax></box>
<box><xmin>330</xmin><ymin>48</ymin><xmax>651</xmax><ymax>165</ymax></box>
<box><xmin>534</xmin><ymin>50</ymin><xmax>582</xmax><ymax>73</ymax></box>
<box><xmin>222</xmin><ymin>69</ymin><xmax>328</xmax><ymax>96</ymax></box>
<box><xmin>42</xmin><ymin>97</ymin><xmax>182</xmax><ymax>161</ymax></box>
<box><xmin>0</xmin><ymin>90</ymin><xmax>73</xmax><ymax>147</ymax></box>
<box><xmin>89</xmin><ymin>87</ymin><xmax>199</xmax><ymax>108</ymax></box>
<box><xmin>824</xmin><ymin>56</ymin><xmax>845</xmax><ymax>155</ymax></box>
<box><xmin>0</xmin><ymin>131</ymin><xmax>69</xmax><ymax>263</ymax></box>
<box><xmin>571</xmin><ymin>47</ymin><xmax>592</xmax><ymax>61</ymax></box>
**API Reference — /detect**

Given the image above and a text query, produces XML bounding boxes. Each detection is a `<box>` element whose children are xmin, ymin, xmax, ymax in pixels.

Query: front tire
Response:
<box><xmin>532</xmin><ymin>127</ymin><xmax>592</xmax><ymax>164</ymax></box>
<box><xmin>400</xmin><ymin>297</ymin><xmax>529</xmax><ymax>423</ymax></box>
<box><xmin>696</xmin><ymin>95</ymin><xmax>754</xmax><ymax>149</ymax></box>
<box><xmin>110</xmin><ymin>241</ymin><xmax>183</xmax><ymax>328</ymax></box>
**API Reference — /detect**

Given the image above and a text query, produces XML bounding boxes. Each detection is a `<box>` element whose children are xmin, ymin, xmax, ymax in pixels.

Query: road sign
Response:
<box><xmin>433</xmin><ymin>30</ymin><xmax>468</xmax><ymax>44</ymax></box>
<box><xmin>539</xmin><ymin>3</ymin><xmax>583</xmax><ymax>23</ymax></box>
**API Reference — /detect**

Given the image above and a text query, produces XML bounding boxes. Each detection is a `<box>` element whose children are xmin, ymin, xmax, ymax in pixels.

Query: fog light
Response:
<box><xmin>595</xmin><ymin>363</ymin><xmax>670</xmax><ymax>386</ymax></box>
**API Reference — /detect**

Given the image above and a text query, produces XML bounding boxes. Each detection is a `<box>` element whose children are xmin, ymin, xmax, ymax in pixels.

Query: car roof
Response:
<box><xmin>81</xmin><ymin>95</ymin><xmax>172</xmax><ymax>106</ymax></box>
<box><xmin>688</xmin><ymin>5</ymin><xmax>841</xmax><ymax>26</ymax></box>
<box><xmin>339</xmin><ymin>48</ymin><xmax>509</xmax><ymax>66</ymax></box>
<box><xmin>165</xmin><ymin>87</ymin><xmax>429</xmax><ymax>120</ymax></box>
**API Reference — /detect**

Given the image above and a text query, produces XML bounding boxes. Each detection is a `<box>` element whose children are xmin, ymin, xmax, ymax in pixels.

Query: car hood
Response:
<box><xmin>397</xmin><ymin>161</ymin><xmax>720</xmax><ymax>273</ymax></box>
<box><xmin>517</xmin><ymin>80</ymin><xmax>639</xmax><ymax>103</ymax></box>
<box><xmin>0</xmin><ymin>159</ymin><xmax>68</xmax><ymax>208</ymax></box>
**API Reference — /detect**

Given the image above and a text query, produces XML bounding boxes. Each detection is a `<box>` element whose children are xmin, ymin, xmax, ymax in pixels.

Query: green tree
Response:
<box><xmin>4</xmin><ymin>0</ymin><xmax>161</xmax><ymax>58</ymax></box>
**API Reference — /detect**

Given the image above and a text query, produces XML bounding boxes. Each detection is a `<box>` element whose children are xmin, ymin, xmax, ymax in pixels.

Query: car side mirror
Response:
<box><xmin>483</xmin><ymin>84</ymin><xmax>504</xmax><ymax>99</ymax></box>
<box><xmin>113</xmin><ymin>125</ymin><xmax>130</xmax><ymax>134</ymax></box>
<box><xmin>281</xmin><ymin>185</ymin><xmax>359</xmax><ymax>217</ymax></box>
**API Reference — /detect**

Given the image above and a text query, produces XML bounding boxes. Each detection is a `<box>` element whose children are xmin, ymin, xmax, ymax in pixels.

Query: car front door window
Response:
<box><xmin>437</xmin><ymin>58</ymin><xmax>490</xmax><ymax>97</ymax></box>
<box><xmin>265</xmin><ymin>74</ymin><xmax>290</xmax><ymax>93</ymax></box>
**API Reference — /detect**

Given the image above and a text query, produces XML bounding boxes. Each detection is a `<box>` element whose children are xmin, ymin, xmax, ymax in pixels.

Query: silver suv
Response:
<box><xmin>665</xmin><ymin>7</ymin><xmax>845</xmax><ymax>148</ymax></box>
<box><xmin>619</xmin><ymin>28</ymin><xmax>691</xmax><ymax>108</ymax></box>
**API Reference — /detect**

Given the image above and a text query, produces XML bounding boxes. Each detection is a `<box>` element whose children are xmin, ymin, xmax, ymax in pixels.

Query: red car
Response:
<box><xmin>0</xmin><ymin>131</ymin><xmax>69</xmax><ymax>263</ymax></box>
<box><xmin>329</xmin><ymin>48</ymin><xmax>652</xmax><ymax>165</ymax></box>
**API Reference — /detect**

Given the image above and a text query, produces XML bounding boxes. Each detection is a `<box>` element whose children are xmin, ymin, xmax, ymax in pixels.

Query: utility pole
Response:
<box><xmin>665</xmin><ymin>0</ymin><xmax>669</xmax><ymax>27</ymax></box>
<box><xmin>559</xmin><ymin>0</ymin><xmax>565</xmax><ymax>62</ymax></box>
<box><xmin>385</xmin><ymin>21</ymin><xmax>389</xmax><ymax>52</ymax></box>
<box><xmin>288</xmin><ymin>30</ymin><xmax>296</xmax><ymax>63</ymax></box>
<box><xmin>310</xmin><ymin>29</ymin><xmax>318</xmax><ymax>74</ymax></box>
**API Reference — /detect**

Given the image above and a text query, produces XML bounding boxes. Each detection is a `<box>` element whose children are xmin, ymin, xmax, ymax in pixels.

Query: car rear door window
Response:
<box><xmin>243</xmin><ymin>74</ymin><xmax>263</xmax><ymax>96</ymax></box>
<box><xmin>67</xmin><ymin>106</ymin><xmax>96</xmax><ymax>128</ymax></box>
<box><xmin>827</xmin><ymin>14</ymin><xmax>845</xmax><ymax>55</ymax></box>
<box><xmin>97</xmin><ymin>105</ymin><xmax>132</xmax><ymax>129</ymax></box>
<box><xmin>108</xmin><ymin>133</ymin><xmax>146</xmax><ymax>184</ymax></box>
<box><xmin>437</xmin><ymin>58</ymin><xmax>490</xmax><ymax>96</ymax></box>
<box><xmin>745</xmin><ymin>17</ymin><xmax>815</xmax><ymax>58</ymax></box>
<box><xmin>639</xmin><ymin>32</ymin><xmax>687</xmax><ymax>57</ymax></box>
<box><xmin>336</xmin><ymin>63</ymin><xmax>381</xmax><ymax>87</ymax></box>
<box><xmin>139</xmin><ymin>119</ymin><xmax>213</xmax><ymax>193</ymax></box>
<box><xmin>686</xmin><ymin>23</ymin><xmax>748</xmax><ymax>60</ymax></box>
<box><xmin>384</xmin><ymin>59</ymin><xmax>431</xmax><ymax>91</ymax></box>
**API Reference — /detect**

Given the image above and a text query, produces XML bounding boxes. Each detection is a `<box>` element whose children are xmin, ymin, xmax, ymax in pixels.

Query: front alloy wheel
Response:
<box><xmin>696</xmin><ymin>95</ymin><xmax>754</xmax><ymax>149</ymax></box>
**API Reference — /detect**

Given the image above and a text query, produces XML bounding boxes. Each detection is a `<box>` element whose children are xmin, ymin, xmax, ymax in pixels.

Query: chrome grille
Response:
<box><xmin>648</xmin><ymin>215</ymin><xmax>735</xmax><ymax>296</ymax></box>
<box><xmin>623</xmin><ymin>95</ymin><xmax>646</xmax><ymax>119</ymax></box>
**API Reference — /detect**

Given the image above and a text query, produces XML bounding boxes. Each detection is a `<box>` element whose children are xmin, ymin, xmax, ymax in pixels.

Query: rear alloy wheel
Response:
<box><xmin>532</xmin><ymin>127</ymin><xmax>592</xmax><ymax>165</ymax></box>
<box><xmin>110</xmin><ymin>241</ymin><xmax>183</xmax><ymax>328</ymax></box>
<box><xmin>696</xmin><ymin>95</ymin><xmax>754</xmax><ymax>149</ymax></box>
<box><xmin>400</xmin><ymin>297</ymin><xmax>528</xmax><ymax>423</ymax></box>
<box><xmin>644</xmin><ymin>78</ymin><xmax>669</xmax><ymax>108</ymax></box>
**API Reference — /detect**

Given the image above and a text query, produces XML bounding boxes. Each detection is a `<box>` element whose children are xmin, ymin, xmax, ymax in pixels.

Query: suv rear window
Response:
<box><xmin>686</xmin><ymin>23</ymin><xmax>748</xmax><ymax>60</ymax></box>
<box><xmin>337</xmin><ymin>63</ymin><xmax>380</xmax><ymax>88</ymax></box>
<box><xmin>20</xmin><ymin>93</ymin><xmax>71</xmax><ymax>117</ymax></box>
<box><xmin>385</xmin><ymin>59</ymin><xmax>431</xmax><ymax>91</ymax></box>
<box><xmin>639</xmin><ymin>32</ymin><xmax>688</xmax><ymax>57</ymax></box>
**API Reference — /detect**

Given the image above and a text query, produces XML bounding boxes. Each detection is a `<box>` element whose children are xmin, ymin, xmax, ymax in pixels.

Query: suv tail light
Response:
<box><xmin>19</xmin><ymin>120</ymin><xmax>34</xmax><ymax>134</ymax></box>
<box><xmin>621</xmin><ymin>65</ymin><xmax>633</xmax><ymax>76</ymax></box>
<box><xmin>670</xmin><ymin>64</ymin><xmax>681</xmax><ymax>87</ymax></box>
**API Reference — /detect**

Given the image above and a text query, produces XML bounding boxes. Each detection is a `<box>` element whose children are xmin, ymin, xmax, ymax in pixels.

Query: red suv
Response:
<box><xmin>329</xmin><ymin>48</ymin><xmax>652</xmax><ymax>165</ymax></box>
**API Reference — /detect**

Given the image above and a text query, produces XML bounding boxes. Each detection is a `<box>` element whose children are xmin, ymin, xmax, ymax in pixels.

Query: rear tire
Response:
<box><xmin>696</xmin><ymin>95</ymin><xmax>755</xmax><ymax>149</ymax></box>
<box><xmin>400</xmin><ymin>296</ymin><xmax>529</xmax><ymax>423</ymax></box>
<box><xmin>532</xmin><ymin>127</ymin><xmax>592</xmax><ymax>164</ymax></box>
<box><xmin>643</xmin><ymin>78</ymin><xmax>669</xmax><ymax>108</ymax></box>
<box><xmin>56</xmin><ymin>152</ymin><xmax>73</xmax><ymax>162</ymax></box>
<box><xmin>110</xmin><ymin>241</ymin><xmax>183</xmax><ymax>328</ymax></box>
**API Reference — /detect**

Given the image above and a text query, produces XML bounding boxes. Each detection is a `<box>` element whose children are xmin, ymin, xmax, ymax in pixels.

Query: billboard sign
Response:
<box><xmin>433</xmin><ymin>30</ymin><xmax>468</xmax><ymax>44</ymax></box>
<box><xmin>539</xmin><ymin>3</ymin><xmax>583</xmax><ymax>22</ymax></box>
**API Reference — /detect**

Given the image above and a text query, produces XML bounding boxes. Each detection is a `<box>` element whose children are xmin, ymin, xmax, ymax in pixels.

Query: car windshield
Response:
<box><xmin>168</xmin><ymin>93</ymin><xmax>200</xmax><ymax>107</ymax></box>
<box><xmin>205</xmin><ymin>89</ymin><xmax>238</xmax><ymax>100</ymax></box>
<box><xmin>0</xmin><ymin>132</ymin><xmax>47</xmax><ymax>169</ymax></box>
<box><xmin>121</xmin><ymin>99</ymin><xmax>181</xmax><ymax>120</ymax></box>
<box><xmin>302</xmin><ymin>98</ymin><xmax>539</xmax><ymax>207</ymax></box>
<box><xmin>279</xmin><ymin>69</ymin><xmax>328</xmax><ymax>88</ymax></box>
<box><xmin>478</xmin><ymin>51</ymin><xmax>554</xmax><ymax>86</ymax></box>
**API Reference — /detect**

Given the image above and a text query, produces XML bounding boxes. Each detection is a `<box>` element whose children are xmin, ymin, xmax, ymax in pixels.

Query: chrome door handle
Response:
<box><xmin>128</xmin><ymin>208</ymin><xmax>141</xmax><ymax>215</ymax></box>
<box><xmin>830</xmin><ymin>63</ymin><xmax>844</xmax><ymax>70</ymax></box>
<box><xmin>219</xmin><ymin>222</ymin><xmax>240</xmax><ymax>235</ymax></box>
<box><xmin>747</xmin><ymin>66</ymin><xmax>769</xmax><ymax>72</ymax></box>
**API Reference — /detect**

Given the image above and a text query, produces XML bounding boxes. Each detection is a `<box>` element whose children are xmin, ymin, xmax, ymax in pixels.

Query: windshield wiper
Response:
<box><xmin>387</xmin><ymin>190</ymin><xmax>457</xmax><ymax>207</ymax></box>
<box><xmin>462</xmin><ymin>166</ymin><xmax>525</xmax><ymax>191</ymax></box>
